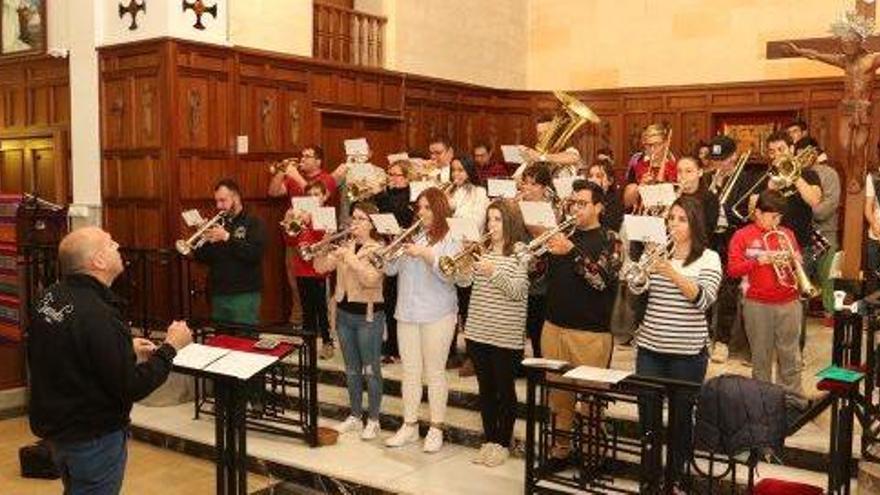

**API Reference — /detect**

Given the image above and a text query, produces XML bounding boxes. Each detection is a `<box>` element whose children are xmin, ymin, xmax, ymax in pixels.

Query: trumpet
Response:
<box><xmin>514</xmin><ymin>216</ymin><xmax>578</xmax><ymax>260</ymax></box>
<box><xmin>367</xmin><ymin>219</ymin><xmax>424</xmax><ymax>270</ymax></box>
<box><xmin>269</xmin><ymin>157</ymin><xmax>299</xmax><ymax>175</ymax></box>
<box><xmin>438</xmin><ymin>231</ymin><xmax>494</xmax><ymax>277</ymax></box>
<box><xmin>620</xmin><ymin>237</ymin><xmax>676</xmax><ymax>295</ymax></box>
<box><xmin>300</xmin><ymin>228</ymin><xmax>353</xmax><ymax>261</ymax></box>
<box><xmin>763</xmin><ymin>229</ymin><xmax>818</xmax><ymax>299</ymax></box>
<box><xmin>280</xmin><ymin>217</ymin><xmax>303</xmax><ymax>236</ymax></box>
<box><xmin>175</xmin><ymin>211</ymin><xmax>228</xmax><ymax>256</ymax></box>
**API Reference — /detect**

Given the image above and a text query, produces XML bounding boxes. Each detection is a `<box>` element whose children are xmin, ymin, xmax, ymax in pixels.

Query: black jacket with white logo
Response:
<box><xmin>193</xmin><ymin>208</ymin><xmax>266</xmax><ymax>295</ymax></box>
<box><xmin>27</xmin><ymin>274</ymin><xmax>176</xmax><ymax>443</ymax></box>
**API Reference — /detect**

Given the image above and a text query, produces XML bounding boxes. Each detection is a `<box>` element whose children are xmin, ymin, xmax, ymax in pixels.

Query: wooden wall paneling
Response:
<box><xmin>359</xmin><ymin>75</ymin><xmax>382</xmax><ymax>110</ymax></box>
<box><xmin>337</xmin><ymin>73</ymin><xmax>358</xmax><ymax>107</ymax></box>
<box><xmin>102</xmin><ymin>77</ymin><xmax>130</xmax><ymax>149</ymax></box>
<box><xmin>133</xmin><ymin>76</ymin><xmax>161</xmax><ymax>148</ymax></box>
<box><xmin>806</xmin><ymin>106</ymin><xmax>838</xmax><ymax>159</ymax></box>
<box><xmin>681</xmin><ymin>111</ymin><xmax>710</xmax><ymax>157</ymax></box>
<box><xmin>179</xmin><ymin>76</ymin><xmax>210</xmax><ymax>149</ymax></box>
<box><xmin>253</xmin><ymin>85</ymin><xmax>281</xmax><ymax>152</ymax></box>
<box><xmin>281</xmin><ymin>89</ymin><xmax>309</xmax><ymax>151</ymax></box>
<box><xmin>178</xmin><ymin>155</ymin><xmax>231</xmax><ymax>200</ymax></box>
<box><xmin>103</xmin><ymin>202</ymin><xmax>135</xmax><ymax>247</ymax></box>
<box><xmin>404</xmin><ymin>105</ymin><xmax>421</xmax><ymax>151</ymax></box>
<box><xmin>0</xmin><ymin>139</ymin><xmax>26</xmax><ymax>193</ymax></box>
<box><xmin>320</xmin><ymin>111</ymin><xmax>358</xmax><ymax>167</ymax></box>
<box><xmin>623</xmin><ymin>113</ymin><xmax>651</xmax><ymax>157</ymax></box>
<box><xmin>382</xmin><ymin>76</ymin><xmax>403</xmax><ymax>112</ymax></box>
<box><xmin>360</xmin><ymin>115</ymin><xmax>402</xmax><ymax>167</ymax></box>
<box><xmin>133</xmin><ymin>204</ymin><xmax>164</xmax><ymax>248</ymax></box>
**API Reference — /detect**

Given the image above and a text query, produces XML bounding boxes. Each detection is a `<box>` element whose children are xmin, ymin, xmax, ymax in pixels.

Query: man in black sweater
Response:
<box><xmin>542</xmin><ymin>180</ymin><xmax>622</xmax><ymax>461</ymax></box>
<box><xmin>28</xmin><ymin>226</ymin><xmax>192</xmax><ymax>494</ymax></box>
<box><xmin>193</xmin><ymin>178</ymin><xmax>266</xmax><ymax>325</ymax></box>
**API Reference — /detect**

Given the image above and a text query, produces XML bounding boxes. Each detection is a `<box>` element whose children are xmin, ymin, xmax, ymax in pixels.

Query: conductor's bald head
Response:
<box><xmin>58</xmin><ymin>227</ymin><xmax>124</xmax><ymax>286</ymax></box>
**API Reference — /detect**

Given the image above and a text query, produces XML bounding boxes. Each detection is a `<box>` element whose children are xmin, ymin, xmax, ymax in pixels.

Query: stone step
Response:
<box><xmin>287</xmin><ymin>356</ymin><xmax>845</xmax><ymax>474</ymax></box>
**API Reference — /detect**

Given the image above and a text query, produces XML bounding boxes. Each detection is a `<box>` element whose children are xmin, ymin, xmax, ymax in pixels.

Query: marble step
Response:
<box><xmin>282</xmin><ymin>357</ymin><xmax>846</xmax><ymax>474</ymax></box>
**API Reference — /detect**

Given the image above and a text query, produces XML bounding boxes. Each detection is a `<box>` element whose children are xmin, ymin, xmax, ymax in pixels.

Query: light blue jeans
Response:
<box><xmin>337</xmin><ymin>308</ymin><xmax>385</xmax><ymax>420</ymax></box>
<box><xmin>50</xmin><ymin>428</ymin><xmax>128</xmax><ymax>495</ymax></box>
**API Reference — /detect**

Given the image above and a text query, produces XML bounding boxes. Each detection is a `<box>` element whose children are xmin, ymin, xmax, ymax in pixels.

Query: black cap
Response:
<box><xmin>708</xmin><ymin>135</ymin><xmax>736</xmax><ymax>160</ymax></box>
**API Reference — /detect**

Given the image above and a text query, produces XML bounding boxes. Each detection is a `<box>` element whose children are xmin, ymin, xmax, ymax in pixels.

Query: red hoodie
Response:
<box><xmin>727</xmin><ymin>223</ymin><xmax>799</xmax><ymax>304</ymax></box>
<box><xmin>285</xmin><ymin>222</ymin><xmax>327</xmax><ymax>279</ymax></box>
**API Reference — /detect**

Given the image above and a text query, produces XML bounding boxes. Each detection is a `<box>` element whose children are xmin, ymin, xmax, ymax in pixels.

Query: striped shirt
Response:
<box><xmin>464</xmin><ymin>253</ymin><xmax>530</xmax><ymax>350</ymax></box>
<box><xmin>635</xmin><ymin>249</ymin><xmax>722</xmax><ymax>355</ymax></box>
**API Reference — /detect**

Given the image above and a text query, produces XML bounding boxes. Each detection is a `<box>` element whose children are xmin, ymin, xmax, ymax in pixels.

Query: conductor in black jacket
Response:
<box><xmin>28</xmin><ymin>226</ymin><xmax>192</xmax><ymax>494</ymax></box>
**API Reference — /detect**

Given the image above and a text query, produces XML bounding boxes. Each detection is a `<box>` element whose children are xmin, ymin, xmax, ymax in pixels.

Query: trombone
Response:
<box><xmin>762</xmin><ymin>229</ymin><xmax>818</xmax><ymax>299</ymax></box>
<box><xmin>300</xmin><ymin>227</ymin><xmax>353</xmax><ymax>261</ymax></box>
<box><xmin>367</xmin><ymin>219</ymin><xmax>425</xmax><ymax>270</ymax></box>
<box><xmin>620</xmin><ymin>237</ymin><xmax>676</xmax><ymax>295</ymax></box>
<box><xmin>175</xmin><ymin>211</ymin><xmax>228</xmax><ymax>255</ymax></box>
<box><xmin>514</xmin><ymin>216</ymin><xmax>578</xmax><ymax>260</ymax></box>
<box><xmin>438</xmin><ymin>231</ymin><xmax>494</xmax><ymax>277</ymax></box>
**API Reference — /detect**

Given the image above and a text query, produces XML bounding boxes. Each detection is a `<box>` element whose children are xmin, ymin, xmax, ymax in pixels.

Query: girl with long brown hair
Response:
<box><xmin>383</xmin><ymin>186</ymin><xmax>464</xmax><ymax>453</ymax></box>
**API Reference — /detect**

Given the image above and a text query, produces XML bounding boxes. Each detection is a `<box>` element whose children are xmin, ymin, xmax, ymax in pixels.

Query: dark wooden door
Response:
<box><xmin>0</xmin><ymin>136</ymin><xmax>63</xmax><ymax>203</ymax></box>
<box><xmin>319</xmin><ymin>113</ymin><xmax>402</xmax><ymax>170</ymax></box>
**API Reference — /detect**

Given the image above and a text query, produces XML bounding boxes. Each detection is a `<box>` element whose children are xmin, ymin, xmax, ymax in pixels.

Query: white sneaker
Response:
<box><xmin>335</xmin><ymin>415</ymin><xmax>362</xmax><ymax>434</ymax></box>
<box><xmin>361</xmin><ymin>419</ymin><xmax>381</xmax><ymax>440</ymax></box>
<box><xmin>710</xmin><ymin>342</ymin><xmax>729</xmax><ymax>363</ymax></box>
<box><xmin>422</xmin><ymin>427</ymin><xmax>444</xmax><ymax>453</ymax></box>
<box><xmin>385</xmin><ymin>423</ymin><xmax>419</xmax><ymax>447</ymax></box>
<box><xmin>472</xmin><ymin>443</ymin><xmax>491</xmax><ymax>464</ymax></box>
<box><xmin>484</xmin><ymin>443</ymin><xmax>510</xmax><ymax>467</ymax></box>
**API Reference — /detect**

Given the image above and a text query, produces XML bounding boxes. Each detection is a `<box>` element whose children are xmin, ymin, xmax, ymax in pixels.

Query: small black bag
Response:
<box><xmin>19</xmin><ymin>441</ymin><xmax>60</xmax><ymax>479</ymax></box>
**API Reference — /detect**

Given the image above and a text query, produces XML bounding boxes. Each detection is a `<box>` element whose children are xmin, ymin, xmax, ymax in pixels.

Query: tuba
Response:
<box><xmin>438</xmin><ymin>231</ymin><xmax>494</xmax><ymax>277</ymax></box>
<box><xmin>535</xmin><ymin>91</ymin><xmax>601</xmax><ymax>156</ymax></box>
<box><xmin>175</xmin><ymin>211</ymin><xmax>228</xmax><ymax>255</ymax></box>
<box><xmin>763</xmin><ymin>229</ymin><xmax>818</xmax><ymax>299</ymax></box>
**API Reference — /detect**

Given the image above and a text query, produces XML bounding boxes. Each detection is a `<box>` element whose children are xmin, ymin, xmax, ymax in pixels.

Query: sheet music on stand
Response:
<box><xmin>173</xmin><ymin>343</ymin><xmax>279</xmax><ymax>380</ymax></box>
<box><xmin>562</xmin><ymin>365</ymin><xmax>631</xmax><ymax>384</ymax></box>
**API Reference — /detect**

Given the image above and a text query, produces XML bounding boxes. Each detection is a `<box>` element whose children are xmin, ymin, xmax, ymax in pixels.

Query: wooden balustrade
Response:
<box><xmin>313</xmin><ymin>2</ymin><xmax>386</xmax><ymax>68</ymax></box>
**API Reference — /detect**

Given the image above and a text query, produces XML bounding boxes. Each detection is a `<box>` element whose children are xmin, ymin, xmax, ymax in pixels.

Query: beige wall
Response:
<box><xmin>387</xmin><ymin>0</ymin><xmax>529</xmax><ymax>89</ymax></box>
<box><xmin>229</xmin><ymin>0</ymin><xmax>312</xmax><ymax>57</ymax></box>
<box><xmin>528</xmin><ymin>0</ymin><xmax>848</xmax><ymax>90</ymax></box>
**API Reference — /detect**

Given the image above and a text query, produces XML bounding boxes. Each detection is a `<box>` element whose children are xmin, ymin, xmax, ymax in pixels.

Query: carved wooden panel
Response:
<box><xmin>179</xmin><ymin>77</ymin><xmax>210</xmax><ymax>149</ymax></box>
<box><xmin>178</xmin><ymin>156</ymin><xmax>232</xmax><ymax>200</ymax></box>
<box><xmin>360</xmin><ymin>76</ymin><xmax>381</xmax><ymax>110</ymax></box>
<box><xmin>681</xmin><ymin>112</ymin><xmax>709</xmax><ymax>157</ymax></box>
<box><xmin>281</xmin><ymin>90</ymin><xmax>308</xmax><ymax>151</ymax></box>
<box><xmin>134</xmin><ymin>77</ymin><xmax>160</xmax><ymax>148</ymax></box>
<box><xmin>102</xmin><ymin>156</ymin><xmax>162</xmax><ymax>199</ymax></box>
<box><xmin>102</xmin><ymin>78</ymin><xmax>129</xmax><ymax>149</ymax></box>
<box><xmin>623</xmin><ymin>113</ymin><xmax>651</xmax><ymax>157</ymax></box>
<box><xmin>252</xmin><ymin>86</ymin><xmax>281</xmax><ymax>152</ymax></box>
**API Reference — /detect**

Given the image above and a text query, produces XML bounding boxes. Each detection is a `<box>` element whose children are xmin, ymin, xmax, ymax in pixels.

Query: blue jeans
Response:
<box><xmin>50</xmin><ymin>428</ymin><xmax>128</xmax><ymax>495</ymax></box>
<box><xmin>337</xmin><ymin>308</ymin><xmax>384</xmax><ymax>419</ymax></box>
<box><xmin>636</xmin><ymin>347</ymin><xmax>707</xmax><ymax>482</ymax></box>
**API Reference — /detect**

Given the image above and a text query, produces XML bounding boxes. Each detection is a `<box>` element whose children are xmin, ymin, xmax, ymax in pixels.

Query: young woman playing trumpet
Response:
<box><xmin>314</xmin><ymin>201</ymin><xmax>386</xmax><ymax>440</ymax></box>
<box><xmin>460</xmin><ymin>200</ymin><xmax>529</xmax><ymax>467</ymax></box>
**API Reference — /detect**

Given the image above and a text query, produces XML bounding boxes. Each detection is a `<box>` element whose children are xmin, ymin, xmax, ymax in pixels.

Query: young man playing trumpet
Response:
<box><xmin>727</xmin><ymin>190</ymin><xmax>809</xmax><ymax>407</ymax></box>
<box><xmin>541</xmin><ymin>180</ymin><xmax>622</xmax><ymax>463</ymax></box>
<box><xmin>191</xmin><ymin>179</ymin><xmax>266</xmax><ymax>325</ymax></box>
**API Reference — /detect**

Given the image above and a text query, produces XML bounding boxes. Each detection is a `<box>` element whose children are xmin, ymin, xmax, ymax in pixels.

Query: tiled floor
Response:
<box><xmin>0</xmin><ymin>416</ymin><xmax>268</xmax><ymax>495</ymax></box>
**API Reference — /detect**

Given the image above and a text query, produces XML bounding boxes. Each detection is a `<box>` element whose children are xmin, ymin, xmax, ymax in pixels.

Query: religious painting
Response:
<box><xmin>712</xmin><ymin>110</ymin><xmax>799</xmax><ymax>159</ymax></box>
<box><xmin>1</xmin><ymin>0</ymin><xmax>45</xmax><ymax>57</ymax></box>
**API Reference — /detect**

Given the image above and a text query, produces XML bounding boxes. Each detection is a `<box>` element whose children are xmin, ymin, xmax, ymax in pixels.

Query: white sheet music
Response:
<box><xmin>387</xmin><ymin>152</ymin><xmax>409</xmax><ymax>164</ymax></box>
<box><xmin>291</xmin><ymin>196</ymin><xmax>320</xmax><ymax>213</ymax></box>
<box><xmin>519</xmin><ymin>201</ymin><xmax>558</xmax><ymax>228</ymax></box>
<box><xmin>622</xmin><ymin>215</ymin><xmax>667</xmax><ymax>244</ymax></box>
<box><xmin>172</xmin><ymin>343</ymin><xmax>230</xmax><ymax>370</ymax></box>
<box><xmin>410</xmin><ymin>180</ymin><xmax>434</xmax><ymax>202</ymax></box>
<box><xmin>181</xmin><ymin>209</ymin><xmax>206</xmax><ymax>228</ymax></box>
<box><xmin>369</xmin><ymin>213</ymin><xmax>402</xmax><ymax>235</ymax></box>
<box><xmin>312</xmin><ymin>207</ymin><xmax>338</xmax><ymax>232</ymax></box>
<box><xmin>203</xmin><ymin>350</ymin><xmax>279</xmax><ymax>380</ymax></box>
<box><xmin>344</xmin><ymin>138</ymin><xmax>369</xmax><ymax>157</ymax></box>
<box><xmin>553</xmin><ymin>177</ymin><xmax>577</xmax><ymax>199</ymax></box>
<box><xmin>447</xmin><ymin>217</ymin><xmax>481</xmax><ymax>242</ymax></box>
<box><xmin>521</xmin><ymin>357</ymin><xmax>568</xmax><ymax>370</ymax></box>
<box><xmin>487</xmin><ymin>178</ymin><xmax>518</xmax><ymax>198</ymax></box>
<box><xmin>562</xmin><ymin>365</ymin><xmax>631</xmax><ymax>384</ymax></box>
<box><xmin>501</xmin><ymin>145</ymin><xmax>524</xmax><ymax>164</ymax></box>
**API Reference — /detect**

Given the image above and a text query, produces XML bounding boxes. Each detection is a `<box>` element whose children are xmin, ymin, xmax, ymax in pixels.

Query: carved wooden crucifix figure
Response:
<box><xmin>767</xmin><ymin>1</ymin><xmax>879</xmax><ymax>281</ymax></box>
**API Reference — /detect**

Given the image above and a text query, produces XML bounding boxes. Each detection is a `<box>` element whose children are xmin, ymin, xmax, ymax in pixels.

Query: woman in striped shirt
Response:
<box><xmin>462</xmin><ymin>199</ymin><xmax>530</xmax><ymax>467</ymax></box>
<box><xmin>632</xmin><ymin>195</ymin><xmax>722</xmax><ymax>485</ymax></box>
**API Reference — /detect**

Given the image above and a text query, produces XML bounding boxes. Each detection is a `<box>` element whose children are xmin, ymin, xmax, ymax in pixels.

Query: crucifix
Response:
<box><xmin>182</xmin><ymin>0</ymin><xmax>217</xmax><ymax>31</ymax></box>
<box><xmin>767</xmin><ymin>1</ymin><xmax>879</xmax><ymax>282</ymax></box>
<box><xmin>118</xmin><ymin>0</ymin><xmax>146</xmax><ymax>31</ymax></box>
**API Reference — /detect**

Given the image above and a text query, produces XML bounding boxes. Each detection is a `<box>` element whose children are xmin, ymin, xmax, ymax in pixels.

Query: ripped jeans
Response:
<box><xmin>336</xmin><ymin>307</ymin><xmax>385</xmax><ymax>420</ymax></box>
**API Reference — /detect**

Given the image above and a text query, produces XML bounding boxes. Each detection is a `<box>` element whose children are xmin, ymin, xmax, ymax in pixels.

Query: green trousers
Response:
<box><xmin>211</xmin><ymin>292</ymin><xmax>261</xmax><ymax>326</ymax></box>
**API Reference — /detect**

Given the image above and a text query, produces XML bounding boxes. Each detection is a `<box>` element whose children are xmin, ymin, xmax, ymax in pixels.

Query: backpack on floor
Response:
<box><xmin>19</xmin><ymin>441</ymin><xmax>60</xmax><ymax>479</ymax></box>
